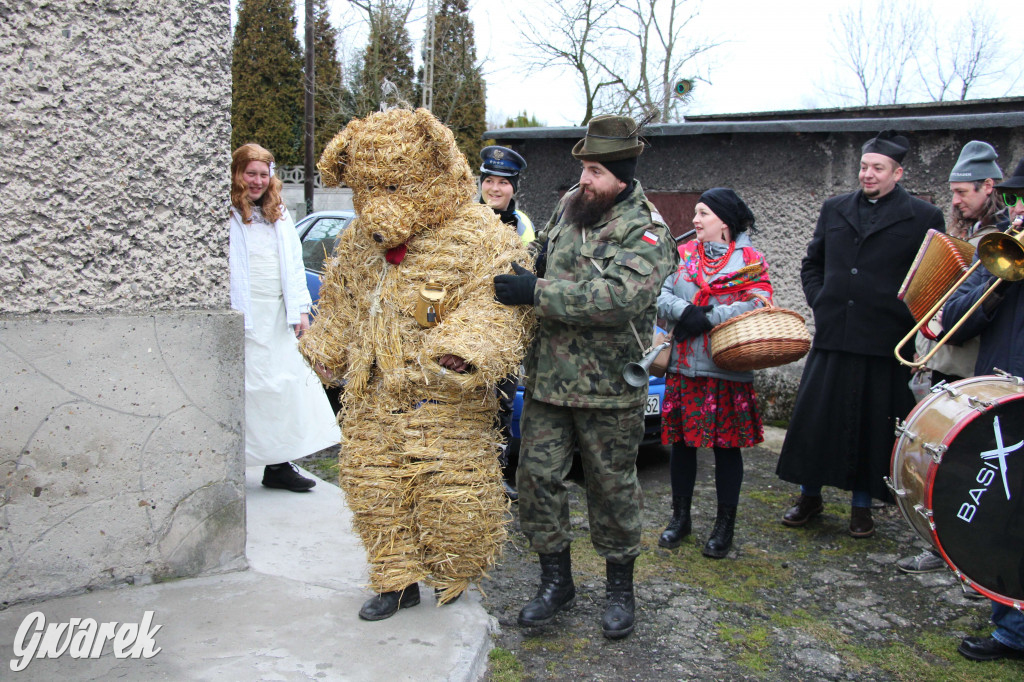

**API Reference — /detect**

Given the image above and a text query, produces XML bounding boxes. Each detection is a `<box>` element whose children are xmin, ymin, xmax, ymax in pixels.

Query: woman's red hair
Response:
<box><xmin>231</xmin><ymin>143</ymin><xmax>284</xmax><ymax>224</ymax></box>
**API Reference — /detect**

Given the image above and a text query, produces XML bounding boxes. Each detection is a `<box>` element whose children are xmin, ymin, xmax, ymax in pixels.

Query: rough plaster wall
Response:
<box><xmin>515</xmin><ymin>127</ymin><xmax>1024</xmax><ymax>420</ymax></box>
<box><xmin>0</xmin><ymin>0</ymin><xmax>231</xmax><ymax>314</ymax></box>
<box><xmin>0</xmin><ymin>1</ymin><xmax>242</xmax><ymax>606</ymax></box>
<box><xmin>0</xmin><ymin>313</ymin><xmax>246</xmax><ymax>606</ymax></box>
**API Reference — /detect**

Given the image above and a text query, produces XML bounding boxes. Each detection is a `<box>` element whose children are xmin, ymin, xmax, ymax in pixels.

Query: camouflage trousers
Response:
<box><xmin>516</xmin><ymin>392</ymin><xmax>644</xmax><ymax>563</ymax></box>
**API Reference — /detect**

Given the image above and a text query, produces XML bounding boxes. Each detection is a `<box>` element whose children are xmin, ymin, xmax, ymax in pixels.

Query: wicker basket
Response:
<box><xmin>710</xmin><ymin>294</ymin><xmax>811</xmax><ymax>372</ymax></box>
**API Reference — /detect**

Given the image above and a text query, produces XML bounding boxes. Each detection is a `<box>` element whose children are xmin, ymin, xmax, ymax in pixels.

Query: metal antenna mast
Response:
<box><xmin>421</xmin><ymin>0</ymin><xmax>435</xmax><ymax>110</ymax></box>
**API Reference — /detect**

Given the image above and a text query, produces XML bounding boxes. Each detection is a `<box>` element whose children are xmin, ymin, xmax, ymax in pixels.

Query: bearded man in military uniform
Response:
<box><xmin>493</xmin><ymin>115</ymin><xmax>677</xmax><ymax>639</ymax></box>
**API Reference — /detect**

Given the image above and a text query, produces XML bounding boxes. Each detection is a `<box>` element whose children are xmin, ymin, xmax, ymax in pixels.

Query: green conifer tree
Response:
<box><xmin>503</xmin><ymin>111</ymin><xmax>543</xmax><ymax>128</ymax></box>
<box><xmin>356</xmin><ymin>1</ymin><xmax>416</xmax><ymax>116</ymax></box>
<box><xmin>232</xmin><ymin>0</ymin><xmax>304</xmax><ymax>165</ymax></box>
<box><xmin>311</xmin><ymin>0</ymin><xmax>345</xmax><ymax>159</ymax></box>
<box><xmin>423</xmin><ymin>0</ymin><xmax>487</xmax><ymax>163</ymax></box>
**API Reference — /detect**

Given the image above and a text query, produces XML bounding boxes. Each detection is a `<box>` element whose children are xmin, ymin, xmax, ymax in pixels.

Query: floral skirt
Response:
<box><xmin>661</xmin><ymin>373</ymin><xmax>763</xmax><ymax>448</ymax></box>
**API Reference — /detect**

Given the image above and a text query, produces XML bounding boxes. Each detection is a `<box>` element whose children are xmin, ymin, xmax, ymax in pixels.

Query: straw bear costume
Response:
<box><xmin>300</xmin><ymin>108</ymin><xmax>534</xmax><ymax>601</ymax></box>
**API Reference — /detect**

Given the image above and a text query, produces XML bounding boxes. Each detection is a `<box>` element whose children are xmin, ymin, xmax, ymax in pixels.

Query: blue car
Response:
<box><xmin>509</xmin><ymin>376</ymin><xmax>665</xmax><ymax>449</ymax></box>
<box><xmin>295</xmin><ymin>210</ymin><xmax>356</xmax><ymax>303</ymax></box>
<box><xmin>508</xmin><ymin>330</ymin><xmax>668</xmax><ymax>463</ymax></box>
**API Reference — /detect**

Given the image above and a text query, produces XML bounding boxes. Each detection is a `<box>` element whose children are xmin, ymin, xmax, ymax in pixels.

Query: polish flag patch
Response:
<box><xmin>641</xmin><ymin>230</ymin><xmax>660</xmax><ymax>245</ymax></box>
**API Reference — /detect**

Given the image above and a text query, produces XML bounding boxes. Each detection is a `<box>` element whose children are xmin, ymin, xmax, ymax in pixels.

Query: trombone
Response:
<box><xmin>894</xmin><ymin>216</ymin><xmax>1024</xmax><ymax>369</ymax></box>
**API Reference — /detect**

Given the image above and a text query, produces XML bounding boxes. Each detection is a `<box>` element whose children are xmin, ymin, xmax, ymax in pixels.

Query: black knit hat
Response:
<box><xmin>699</xmin><ymin>187</ymin><xmax>755</xmax><ymax>235</ymax></box>
<box><xmin>995</xmin><ymin>159</ymin><xmax>1024</xmax><ymax>190</ymax></box>
<box><xmin>599</xmin><ymin>156</ymin><xmax>638</xmax><ymax>186</ymax></box>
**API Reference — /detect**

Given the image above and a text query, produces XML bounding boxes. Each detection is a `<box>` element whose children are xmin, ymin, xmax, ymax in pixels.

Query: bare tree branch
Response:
<box><xmin>516</xmin><ymin>0</ymin><xmax>719</xmax><ymax>124</ymax></box>
<box><xmin>821</xmin><ymin>1</ymin><xmax>1021</xmax><ymax>106</ymax></box>
<box><xmin>823</xmin><ymin>1</ymin><xmax>926</xmax><ymax>106</ymax></box>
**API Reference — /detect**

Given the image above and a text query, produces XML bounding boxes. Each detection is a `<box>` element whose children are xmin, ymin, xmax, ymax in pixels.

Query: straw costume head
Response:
<box><xmin>318</xmin><ymin>108</ymin><xmax>475</xmax><ymax>250</ymax></box>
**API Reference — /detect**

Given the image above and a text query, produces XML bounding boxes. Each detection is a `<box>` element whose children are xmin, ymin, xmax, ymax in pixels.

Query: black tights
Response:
<box><xmin>669</xmin><ymin>442</ymin><xmax>743</xmax><ymax>507</ymax></box>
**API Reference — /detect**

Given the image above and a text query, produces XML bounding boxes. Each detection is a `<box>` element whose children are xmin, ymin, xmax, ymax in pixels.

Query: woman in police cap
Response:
<box><xmin>480</xmin><ymin>145</ymin><xmax>535</xmax><ymax>246</ymax></box>
<box><xmin>480</xmin><ymin>145</ymin><xmax>533</xmax><ymax>499</ymax></box>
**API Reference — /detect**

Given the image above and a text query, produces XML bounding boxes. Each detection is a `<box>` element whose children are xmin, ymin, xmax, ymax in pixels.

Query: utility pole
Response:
<box><xmin>421</xmin><ymin>0</ymin><xmax>435</xmax><ymax>111</ymax></box>
<box><xmin>303</xmin><ymin>0</ymin><xmax>315</xmax><ymax>217</ymax></box>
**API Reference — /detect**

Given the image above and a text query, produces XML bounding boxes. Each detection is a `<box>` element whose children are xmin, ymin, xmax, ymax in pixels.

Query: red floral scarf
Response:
<box><xmin>673</xmin><ymin>241</ymin><xmax>774</xmax><ymax>365</ymax></box>
<box><xmin>675</xmin><ymin>241</ymin><xmax>773</xmax><ymax>305</ymax></box>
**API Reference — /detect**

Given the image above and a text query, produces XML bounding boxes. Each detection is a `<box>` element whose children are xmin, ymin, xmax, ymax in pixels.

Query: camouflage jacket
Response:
<box><xmin>524</xmin><ymin>180</ymin><xmax>677</xmax><ymax>408</ymax></box>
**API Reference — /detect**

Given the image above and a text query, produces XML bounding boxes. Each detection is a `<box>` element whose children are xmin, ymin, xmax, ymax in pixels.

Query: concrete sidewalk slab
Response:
<box><xmin>0</xmin><ymin>467</ymin><xmax>493</xmax><ymax>680</ymax></box>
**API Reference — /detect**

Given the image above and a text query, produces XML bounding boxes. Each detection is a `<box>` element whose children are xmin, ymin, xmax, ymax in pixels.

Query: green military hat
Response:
<box><xmin>571</xmin><ymin>114</ymin><xmax>645</xmax><ymax>162</ymax></box>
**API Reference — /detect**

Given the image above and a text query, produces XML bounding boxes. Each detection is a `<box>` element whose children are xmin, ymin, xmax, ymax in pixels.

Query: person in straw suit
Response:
<box><xmin>300</xmin><ymin>108</ymin><xmax>533</xmax><ymax>621</ymax></box>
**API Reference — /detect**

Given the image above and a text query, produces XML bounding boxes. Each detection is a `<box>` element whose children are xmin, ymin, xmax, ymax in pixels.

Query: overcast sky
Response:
<box><xmin>230</xmin><ymin>0</ymin><xmax>1024</xmax><ymax>127</ymax></box>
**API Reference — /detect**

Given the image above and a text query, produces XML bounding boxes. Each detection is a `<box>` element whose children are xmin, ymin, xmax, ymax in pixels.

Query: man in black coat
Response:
<box><xmin>776</xmin><ymin>130</ymin><xmax>945</xmax><ymax>538</ymax></box>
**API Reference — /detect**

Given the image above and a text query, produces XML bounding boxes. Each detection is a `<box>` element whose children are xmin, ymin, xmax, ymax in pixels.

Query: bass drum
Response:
<box><xmin>888</xmin><ymin>374</ymin><xmax>1024</xmax><ymax>608</ymax></box>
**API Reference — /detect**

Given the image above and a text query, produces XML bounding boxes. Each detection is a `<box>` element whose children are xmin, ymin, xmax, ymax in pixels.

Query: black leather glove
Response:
<box><xmin>533</xmin><ymin>240</ymin><xmax>548</xmax><ymax>279</ymax></box>
<box><xmin>673</xmin><ymin>305</ymin><xmax>714</xmax><ymax>340</ymax></box>
<box><xmin>494</xmin><ymin>262</ymin><xmax>537</xmax><ymax>306</ymax></box>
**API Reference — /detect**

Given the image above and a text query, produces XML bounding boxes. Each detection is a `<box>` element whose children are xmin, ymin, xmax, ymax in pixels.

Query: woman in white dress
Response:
<box><xmin>228</xmin><ymin>143</ymin><xmax>340</xmax><ymax>491</ymax></box>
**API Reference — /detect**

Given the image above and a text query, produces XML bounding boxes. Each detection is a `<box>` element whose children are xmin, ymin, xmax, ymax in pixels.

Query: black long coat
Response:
<box><xmin>801</xmin><ymin>184</ymin><xmax>946</xmax><ymax>356</ymax></box>
<box><xmin>777</xmin><ymin>185</ymin><xmax>945</xmax><ymax>499</ymax></box>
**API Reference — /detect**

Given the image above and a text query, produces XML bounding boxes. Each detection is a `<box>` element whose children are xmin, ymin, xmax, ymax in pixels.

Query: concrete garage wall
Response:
<box><xmin>0</xmin><ymin>2</ymin><xmax>242</xmax><ymax>606</ymax></box>
<box><xmin>493</xmin><ymin>111</ymin><xmax>1024</xmax><ymax>421</ymax></box>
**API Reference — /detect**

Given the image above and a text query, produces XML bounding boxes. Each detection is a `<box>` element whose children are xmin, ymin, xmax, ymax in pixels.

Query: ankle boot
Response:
<box><xmin>358</xmin><ymin>583</ymin><xmax>421</xmax><ymax>621</ymax></box>
<box><xmin>602</xmin><ymin>558</ymin><xmax>636</xmax><ymax>639</ymax></box>
<box><xmin>518</xmin><ymin>547</ymin><xmax>575</xmax><ymax>627</ymax></box>
<box><xmin>702</xmin><ymin>505</ymin><xmax>737</xmax><ymax>559</ymax></box>
<box><xmin>657</xmin><ymin>495</ymin><xmax>692</xmax><ymax>548</ymax></box>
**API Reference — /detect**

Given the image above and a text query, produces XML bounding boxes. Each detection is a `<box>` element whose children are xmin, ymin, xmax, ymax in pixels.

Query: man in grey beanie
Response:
<box><xmin>948</xmin><ymin>140</ymin><xmax>1006</xmax><ymax>239</ymax></box>
<box><xmin>896</xmin><ymin>139</ymin><xmax>1006</xmax><ymax>575</ymax></box>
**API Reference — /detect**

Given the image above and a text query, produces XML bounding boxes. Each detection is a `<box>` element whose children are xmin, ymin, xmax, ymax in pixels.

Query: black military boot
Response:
<box><xmin>517</xmin><ymin>547</ymin><xmax>575</xmax><ymax>627</ymax></box>
<box><xmin>657</xmin><ymin>496</ymin><xmax>691</xmax><ymax>548</ymax></box>
<box><xmin>358</xmin><ymin>583</ymin><xmax>420</xmax><ymax>621</ymax></box>
<box><xmin>602</xmin><ymin>558</ymin><xmax>636</xmax><ymax>639</ymax></box>
<box><xmin>702</xmin><ymin>505</ymin><xmax>737</xmax><ymax>559</ymax></box>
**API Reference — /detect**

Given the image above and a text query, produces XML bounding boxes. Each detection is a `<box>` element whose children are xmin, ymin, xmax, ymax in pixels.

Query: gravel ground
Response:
<box><xmin>302</xmin><ymin>432</ymin><xmax>1023</xmax><ymax>682</ymax></box>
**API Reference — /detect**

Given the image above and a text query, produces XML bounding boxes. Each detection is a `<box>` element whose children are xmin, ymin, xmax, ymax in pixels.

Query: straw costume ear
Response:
<box><xmin>412</xmin><ymin>107</ymin><xmax>475</xmax><ymax>192</ymax></box>
<box><xmin>317</xmin><ymin>127</ymin><xmax>350</xmax><ymax>188</ymax></box>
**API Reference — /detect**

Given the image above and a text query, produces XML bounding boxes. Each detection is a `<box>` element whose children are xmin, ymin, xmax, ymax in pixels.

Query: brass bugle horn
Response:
<box><xmin>623</xmin><ymin>341</ymin><xmax>670</xmax><ymax>388</ymax></box>
<box><xmin>894</xmin><ymin>216</ymin><xmax>1024</xmax><ymax>369</ymax></box>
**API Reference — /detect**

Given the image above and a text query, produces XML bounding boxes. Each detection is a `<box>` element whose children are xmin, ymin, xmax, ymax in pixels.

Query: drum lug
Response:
<box><xmin>929</xmin><ymin>379</ymin><xmax>947</xmax><ymax>393</ymax></box>
<box><xmin>913</xmin><ymin>503</ymin><xmax>935</xmax><ymax>530</ymax></box>
<box><xmin>966</xmin><ymin>395</ymin><xmax>995</xmax><ymax>411</ymax></box>
<box><xmin>883</xmin><ymin>476</ymin><xmax>906</xmax><ymax>497</ymax></box>
<box><xmin>993</xmin><ymin>368</ymin><xmax>1023</xmax><ymax>385</ymax></box>
<box><xmin>939</xmin><ymin>384</ymin><xmax>962</xmax><ymax>399</ymax></box>
<box><xmin>894</xmin><ymin>419</ymin><xmax>916</xmax><ymax>441</ymax></box>
<box><xmin>923</xmin><ymin>442</ymin><xmax>946</xmax><ymax>463</ymax></box>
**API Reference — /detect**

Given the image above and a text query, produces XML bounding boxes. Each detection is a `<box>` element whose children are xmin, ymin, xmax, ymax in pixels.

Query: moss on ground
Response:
<box><xmin>487</xmin><ymin>647</ymin><xmax>523</xmax><ymax>682</ymax></box>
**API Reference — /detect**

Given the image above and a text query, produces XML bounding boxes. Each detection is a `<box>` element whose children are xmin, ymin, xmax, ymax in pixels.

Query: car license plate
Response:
<box><xmin>645</xmin><ymin>395</ymin><xmax>660</xmax><ymax>416</ymax></box>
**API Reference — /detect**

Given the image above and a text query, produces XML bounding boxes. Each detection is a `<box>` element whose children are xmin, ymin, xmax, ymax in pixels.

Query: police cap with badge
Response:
<box><xmin>480</xmin><ymin>146</ymin><xmax>527</xmax><ymax>193</ymax></box>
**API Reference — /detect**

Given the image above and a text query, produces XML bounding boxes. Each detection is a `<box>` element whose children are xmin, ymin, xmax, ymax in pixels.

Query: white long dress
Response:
<box><xmin>243</xmin><ymin>215</ymin><xmax>340</xmax><ymax>466</ymax></box>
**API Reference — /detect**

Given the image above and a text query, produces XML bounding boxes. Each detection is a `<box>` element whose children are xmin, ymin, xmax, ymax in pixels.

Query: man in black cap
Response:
<box><xmin>492</xmin><ymin>114</ymin><xmax>677</xmax><ymax>639</ymax></box>
<box><xmin>776</xmin><ymin>130</ymin><xmax>945</xmax><ymax>538</ymax></box>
